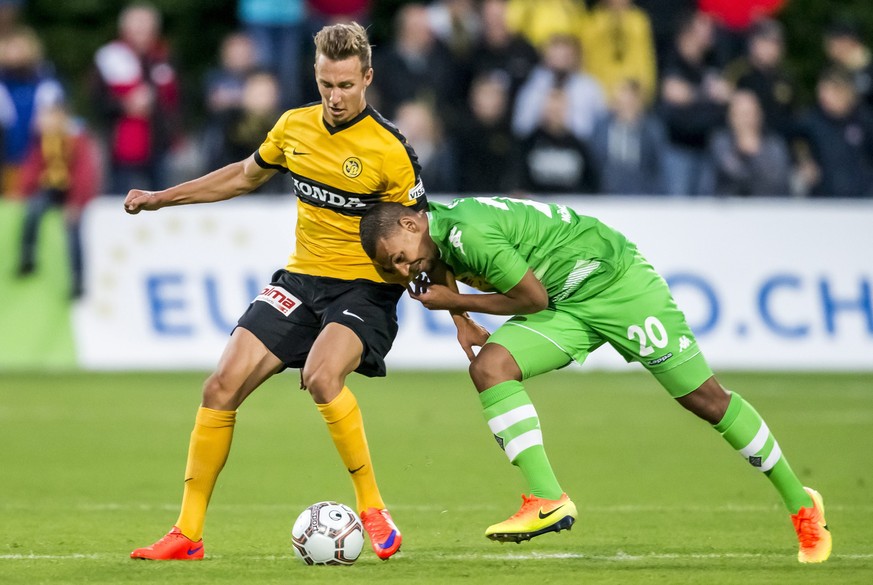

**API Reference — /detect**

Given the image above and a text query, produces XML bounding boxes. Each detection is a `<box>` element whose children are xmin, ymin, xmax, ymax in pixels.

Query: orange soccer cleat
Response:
<box><xmin>791</xmin><ymin>487</ymin><xmax>832</xmax><ymax>563</ymax></box>
<box><xmin>485</xmin><ymin>493</ymin><xmax>577</xmax><ymax>543</ymax></box>
<box><xmin>130</xmin><ymin>526</ymin><xmax>205</xmax><ymax>561</ymax></box>
<box><xmin>360</xmin><ymin>508</ymin><xmax>402</xmax><ymax>560</ymax></box>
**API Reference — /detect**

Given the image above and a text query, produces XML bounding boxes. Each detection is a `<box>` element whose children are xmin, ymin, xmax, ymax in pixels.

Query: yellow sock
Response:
<box><xmin>316</xmin><ymin>387</ymin><xmax>385</xmax><ymax>513</ymax></box>
<box><xmin>175</xmin><ymin>407</ymin><xmax>236</xmax><ymax>541</ymax></box>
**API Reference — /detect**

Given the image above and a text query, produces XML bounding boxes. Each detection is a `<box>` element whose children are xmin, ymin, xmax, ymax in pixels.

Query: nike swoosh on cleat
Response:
<box><xmin>342</xmin><ymin>309</ymin><xmax>365</xmax><ymax>322</ymax></box>
<box><xmin>538</xmin><ymin>504</ymin><xmax>565</xmax><ymax>520</ymax></box>
<box><xmin>379</xmin><ymin>530</ymin><xmax>397</xmax><ymax>549</ymax></box>
<box><xmin>187</xmin><ymin>545</ymin><xmax>203</xmax><ymax>556</ymax></box>
<box><xmin>348</xmin><ymin>464</ymin><xmax>365</xmax><ymax>474</ymax></box>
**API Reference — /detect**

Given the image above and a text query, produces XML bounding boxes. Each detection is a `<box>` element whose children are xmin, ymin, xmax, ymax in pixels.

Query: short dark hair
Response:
<box><xmin>359</xmin><ymin>202</ymin><xmax>416</xmax><ymax>259</ymax></box>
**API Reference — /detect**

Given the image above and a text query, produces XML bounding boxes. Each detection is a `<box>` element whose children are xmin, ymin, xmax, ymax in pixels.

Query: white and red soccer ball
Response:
<box><xmin>291</xmin><ymin>501</ymin><xmax>364</xmax><ymax>565</ymax></box>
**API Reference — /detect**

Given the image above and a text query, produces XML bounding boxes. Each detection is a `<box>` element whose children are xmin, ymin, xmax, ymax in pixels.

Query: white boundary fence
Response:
<box><xmin>74</xmin><ymin>196</ymin><xmax>873</xmax><ymax>371</ymax></box>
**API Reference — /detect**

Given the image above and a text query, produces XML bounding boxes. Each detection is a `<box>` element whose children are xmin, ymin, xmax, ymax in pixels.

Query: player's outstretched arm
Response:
<box><xmin>123</xmin><ymin>154</ymin><xmax>277</xmax><ymax>214</ymax></box>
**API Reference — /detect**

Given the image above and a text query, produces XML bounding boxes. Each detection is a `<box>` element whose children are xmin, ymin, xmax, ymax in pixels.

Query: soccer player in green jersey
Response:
<box><xmin>359</xmin><ymin>196</ymin><xmax>831</xmax><ymax>563</ymax></box>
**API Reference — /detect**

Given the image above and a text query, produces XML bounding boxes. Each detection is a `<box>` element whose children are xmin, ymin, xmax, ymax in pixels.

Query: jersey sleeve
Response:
<box><xmin>382</xmin><ymin>138</ymin><xmax>427</xmax><ymax>211</ymax></box>
<box><xmin>254</xmin><ymin>110</ymin><xmax>292</xmax><ymax>172</ymax></box>
<box><xmin>456</xmin><ymin>225</ymin><xmax>529</xmax><ymax>294</ymax></box>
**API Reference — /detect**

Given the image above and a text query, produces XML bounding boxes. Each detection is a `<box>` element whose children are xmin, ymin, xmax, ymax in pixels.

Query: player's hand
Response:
<box><xmin>409</xmin><ymin>273</ymin><xmax>430</xmax><ymax>295</ymax></box>
<box><xmin>455</xmin><ymin>315</ymin><xmax>490</xmax><ymax>361</ymax></box>
<box><xmin>408</xmin><ymin>283</ymin><xmax>457</xmax><ymax>311</ymax></box>
<box><xmin>124</xmin><ymin>189</ymin><xmax>159</xmax><ymax>214</ymax></box>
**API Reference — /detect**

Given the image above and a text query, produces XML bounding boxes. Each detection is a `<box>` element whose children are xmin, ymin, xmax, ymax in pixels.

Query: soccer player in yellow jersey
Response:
<box><xmin>124</xmin><ymin>22</ymin><xmax>484</xmax><ymax>561</ymax></box>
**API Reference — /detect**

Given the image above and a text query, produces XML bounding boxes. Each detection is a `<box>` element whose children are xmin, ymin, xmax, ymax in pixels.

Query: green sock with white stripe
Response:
<box><xmin>479</xmin><ymin>380</ymin><xmax>563</xmax><ymax>500</ymax></box>
<box><xmin>714</xmin><ymin>391</ymin><xmax>813</xmax><ymax>513</ymax></box>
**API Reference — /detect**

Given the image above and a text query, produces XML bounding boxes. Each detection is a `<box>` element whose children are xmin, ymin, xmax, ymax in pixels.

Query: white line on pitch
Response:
<box><xmin>23</xmin><ymin>502</ymin><xmax>872</xmax><ymax>514</ymax></box>
<box><xmin>3</xmin><ymin>552</ymin><xmax>873</xmax><ymax>562</ymax></box>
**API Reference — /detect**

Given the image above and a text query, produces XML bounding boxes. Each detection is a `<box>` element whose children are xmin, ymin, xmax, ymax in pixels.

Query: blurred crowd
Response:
<box><xmin>2</xmin><ymin>0</ymin><xmax>873</xmax><ymax>207</ymax></box>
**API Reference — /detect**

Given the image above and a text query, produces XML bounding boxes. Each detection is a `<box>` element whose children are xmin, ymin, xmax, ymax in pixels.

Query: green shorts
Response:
<box><xmin>486</xmin><ymin>250</ymin><xmax>713</xmax><ymax>398</ymax></box>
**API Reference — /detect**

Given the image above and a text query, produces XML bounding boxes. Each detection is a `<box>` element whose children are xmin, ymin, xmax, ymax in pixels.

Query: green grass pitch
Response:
<box><xmin>1</xmin><ymin>370</ymin><xmax>871</xmax><ymax>584</ymax></box>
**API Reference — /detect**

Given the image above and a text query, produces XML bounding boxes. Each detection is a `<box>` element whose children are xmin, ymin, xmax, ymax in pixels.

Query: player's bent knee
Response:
<box><xmin>469</xmin><ymin>344</ymin><xmax>521</xmax><ymax>392</ymax></box>
<box><xmin>202</xmin><ymin>371</ymin><xmax>245</xmax><ymax>410</ymax></box>
<box><xmin>301</xmin><ymin>366</ymin><xmax>343</xmax><ymax>404</ymax></box>
<box><xmin>676</xmin><ymin>376</ymin><xmax>730</xmax><ymax>424</ymax></box>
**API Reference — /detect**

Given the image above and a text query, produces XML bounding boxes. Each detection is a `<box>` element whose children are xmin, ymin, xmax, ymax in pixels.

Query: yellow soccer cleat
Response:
<box><xmin>486</xmin><ymin>493</ymin><xmax>577</xmax><ymax>543</ymax></box>
<box><xmin>791</xmin><ymin>487</ymin><xmax>832</xmax><ymax>563</ymax></box>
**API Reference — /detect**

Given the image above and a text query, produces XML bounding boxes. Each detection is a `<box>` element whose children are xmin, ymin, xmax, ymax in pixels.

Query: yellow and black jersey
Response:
<box><xmin>255</xmin><ymin>103</ymin><xmax>427</xmax><ymax>282</ymax></box>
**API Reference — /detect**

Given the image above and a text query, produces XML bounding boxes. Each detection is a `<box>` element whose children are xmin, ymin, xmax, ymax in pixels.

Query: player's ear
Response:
<box><xmin>398</xmin><ymin>215</ymin><xmax>417</xmax><ymax>232</ymax></box>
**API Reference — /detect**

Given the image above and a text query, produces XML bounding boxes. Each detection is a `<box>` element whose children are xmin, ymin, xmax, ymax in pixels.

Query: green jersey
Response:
<box><xmin>428</xmin><ymin>197</ymin><xmax>632</xmax><ymax>302</ymax></box>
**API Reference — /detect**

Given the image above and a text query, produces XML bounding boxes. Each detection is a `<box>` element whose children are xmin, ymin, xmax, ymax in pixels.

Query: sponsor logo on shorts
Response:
<box><xmin>647</xmin><ymin>352</ymin><xmax>673</xmax><ymax>366</ymax></box>
<box><xmin>255</xmin><ymin>285</ymin><xmax>302</xmax><ymax>317</ymax></box>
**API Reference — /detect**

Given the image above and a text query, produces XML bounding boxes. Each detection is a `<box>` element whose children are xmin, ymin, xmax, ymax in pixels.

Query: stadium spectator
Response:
<box><xmin>360</xmin><ymin>197</ymin><xmax>833</xmax><ymax>564</ymax></box>
<box><xmin>512</xmin><ymin>34</ymin><xmax>608</xmax><ymax>142</ymax></box>
<box><xmin>708</xmin><ymin>89</ymin><xmax>791</xmax><ymax>196</ymax></box>
<box><xmin>454</xmin><ymin>71</ymin><xmax>517</xmax><ymax>194</ymax></box>
<box><xmin>582</xmin><ymin>0</ymin><xmax>658</xmax><ymax>105</ymax></box>
<box><xmin>658</xmin><ymin>11</ymin><xmax>728</xmax><ymax>195</ymax></box>
<box><xmin>92</xmin><ymin>2</ymin><xmax>181</xmax><ymax>195</ymax></box>
<box><xmin>393</xmin><ymin>100</ymin><xmax>457</xmax><ymax>193</ymax></box>
<box><xmin>370</xmin><ymin>3</ymin><xmax>465</xmax><ymax>125</ymax></box>
<box><xmin>202</xmin><ymin>70</ymin><xmax>288</xmax><ymax>194</ymax></box>
<box><xmin>468</xmin><ymin>0</ymin><xmax>539</xmax><ymax>107</ymax></box>
<box><xmin>823</xmin><ymin>18</ymin><xmax>873</xmax><ymax>112</ymax></box>
<box><xmin>591</xmin><ymin>78</ymin><xmax>667</xmax><ymax>194</ymax></box>
<box><xmin>516</xmin><ymin>86</ymin><xmax>599</xmax><ymax>194</ymax></box>
<box><xmin>123</xmin><ymin>22</ymin><xmax>482</xmax><ymax>563</ymax></box>
<box><xmin>0</xmin><ymin>26</ymin><xmax>64</xmax><ymax>197</ymax></box>
<box><xmin>0</xmin><ymin>0</ymin><xmax>23</xmax><ymax>39</ymax></box>
<box><xmin>236</xmin><ymin>0</ymin><xmax>306</xmax><ymax>109</ymax></box>
<box><xmin>15</xmin><ymin>102</ymin><xmax>102</xmax><ymax>299</ymax></box>
<box><xmin>427</xmin><ymin>0</ymin><xmax>480</xmax><ymax>62</ymax></box>
<box><xmin>307</xmin><ymin>0</ymin><xmax>371</xmax><ymax>26</ymax></box>
<box><xmin>724</xmin><ymin>18</ymin><xmax>797</xmax><ymax>139</ymax></box>
<box><xmin>697</xmin><ymin>0</ymin><xmax>787</xmax><ymax>66</ymax></box>
<box><xmin>504</xmin><ymin>0</ymin><xmax>587</xmax><ymax>51</ymax></box>
<box><xmin>203</xmin><ymin>31</ymin><xmax>258</xmax><ymax>117</ymax></box>
<box><xmin>793</xmin><ymin>67</ymin><xmax>873</xmax><ymax>198</ymax></box>
<box><xmin>635</xmin><ymin>0</ymin><xmax>695</xmax><ymax>70</ymax></box>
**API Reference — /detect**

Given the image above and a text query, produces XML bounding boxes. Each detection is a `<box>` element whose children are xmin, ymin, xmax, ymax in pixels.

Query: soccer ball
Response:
<box><xmin>291</xmin><ymin>501</ymin><xmax>365</xmax><ymax>565</ymax></box>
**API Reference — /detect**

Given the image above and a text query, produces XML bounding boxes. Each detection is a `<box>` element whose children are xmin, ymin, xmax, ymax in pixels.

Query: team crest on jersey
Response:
<box><xmin>343</xmin><ymin>157</ymin><xmax>363</xmax><ymax>178</ymax></box>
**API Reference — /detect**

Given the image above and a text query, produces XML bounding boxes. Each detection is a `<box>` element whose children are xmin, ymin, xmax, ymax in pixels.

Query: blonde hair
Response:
<box><xmin>313</xmin><ymin>22</ymin><xmax>372</xmax><ymax>73</ymax></box>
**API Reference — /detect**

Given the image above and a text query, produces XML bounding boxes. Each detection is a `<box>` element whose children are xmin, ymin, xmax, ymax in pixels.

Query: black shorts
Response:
<box><xmin>236</xmin><ymin>270</ymin><xmax>405</xmax><ymax>377</ymax></box>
